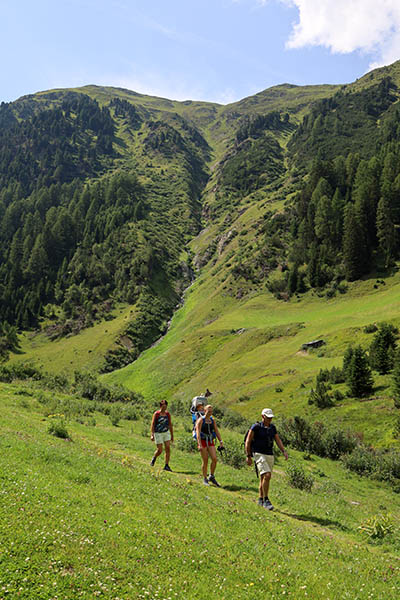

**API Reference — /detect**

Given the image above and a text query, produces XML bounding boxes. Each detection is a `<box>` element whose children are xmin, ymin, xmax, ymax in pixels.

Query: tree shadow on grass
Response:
<box><xmin>278</xmin><ymin>510</ymin><xmax>350</xmax><ymax>532</ymax></box>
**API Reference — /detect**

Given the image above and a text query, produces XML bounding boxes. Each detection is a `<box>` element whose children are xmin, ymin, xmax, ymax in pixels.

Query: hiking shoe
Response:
<box><xmin>150</xmin><ymin>457</ymin><xmax>156</xmax><ymax>467</ymax></box>
<box><xmin>208</xmin><ymin>474</ymin><xmax>221</xmax><ymax>487</ymax></box>
<box><xmin>258</xmin><ymin>498</ymin><xmax>264</xmax><ymax>507</ymax></box>
<box><xmin>203</xmin><ymin>478</ymin><xmax>209</xmax><ymax>485</ymax></box>
<box><xmin>163</xmin><ymin>464</ymin><xmax>172</xmax><ymax>472</ymax></box>
<box><xmin>263</xmin><ymin>497</ymin><xmax>274</xmax><ymax>510</ymax></box>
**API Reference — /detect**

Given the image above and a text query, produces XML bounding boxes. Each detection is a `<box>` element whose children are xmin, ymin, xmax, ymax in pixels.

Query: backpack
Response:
<box><xmin>244</xmin><ymin>422</ymin><xmax>262</xmax><ymax>478</ymax></box>
<box><xmin>243</xmin><ymin>422</ymin><xmax>261</xmax><ymax>456</ymax></box>
<box><xmin>197</xmin><ymin>415</ymin><xmax>217</xmax><ymax>441</ymax></box>
<box><xmin>190</xmin><ymin>396</ymin><xmax>206</xmax><ymax>438</ymax></box>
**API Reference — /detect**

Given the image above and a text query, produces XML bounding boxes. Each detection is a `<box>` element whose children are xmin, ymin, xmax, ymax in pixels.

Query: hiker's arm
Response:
<box><xmin>275</xmin><ymin>434</ymin><xmax>288</xmax><ymax>460</ymax></box>
<box><xmin>214</xmin><ymin>422</ymin><xmax>223</xmax><ymax>446</ymax></box>
<box><xmin>150</xmin><ymin>413</ymin><xmax>156</xmax><ymax>440</ymax></box>
<box><xmin>169</xmin><ymin>415</ymin><xmax>174</xmax><ymax>442</ymax></box>
<box><xmin>196</xmin><ymin>420</ymin><xmax>202</xmax><ymax>450</ymax></box>
<box><xmin>245</xmin><ymin>430</ymin><xmax>254</xmax><ymax>465</ymax></box>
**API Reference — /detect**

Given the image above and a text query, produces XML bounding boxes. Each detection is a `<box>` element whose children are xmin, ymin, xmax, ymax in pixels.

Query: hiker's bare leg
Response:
<box><xmin>153</xmin><ymin>443</ymin><xmax>163</xmax><ymax>461</ymax></box>
<box><xmin>208</xmin><ymin>445</ymin><xmax>217</xmax><ymax>476</ymax></box>
<box><xmin>260</xmin><ymin>472</ymin><xmax>271</xmax><ymax>497</ymax></box>
<box><xmin>164</xmin><ymin>440</ymin><xmax>171</xmax><ymax>464</ymax></box>
<box><xmin>200</xmin><ymin>447</ymin><xmax>209</xmax><ymax>477</ymax></box>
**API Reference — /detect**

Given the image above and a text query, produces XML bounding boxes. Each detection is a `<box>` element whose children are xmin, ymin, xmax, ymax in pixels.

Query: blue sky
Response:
<box><xmin>2</xmin><ymin>0</ymin><xmax>400</xmax><ymax>105</ymax></box>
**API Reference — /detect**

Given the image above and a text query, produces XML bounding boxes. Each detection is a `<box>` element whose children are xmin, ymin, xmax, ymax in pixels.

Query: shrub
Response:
<box><xmin>341</xmin><ymin>446</ymin><xmax>376</xmax><ymax>476</ymax></box>
<box><xmin>337</xmin><ymin>282</ymin><xmax>348</xmax><ymax>294</ymax></box>
<box><xmin>238</xmin><ymin>395</ymin><xmax>250</xmax><ymax>403</ymax></box>
<box><xmin>141</xmin><ymin>418</ymin><xmax>151</xmax><ymax>438</ymax></box>
<box><xmin>342</xmin><ymin>446</ymin><xmax>400</xmax><ymax>485</ymax></box>
<box><xmin>287</xmin><ymin>463</ymin><xmax>314</xmax><ymax>491</ymax></box>
<box><xmin>218</xmin><ymin>439</ymin><xmax>246</xmax><ymax>469</ymax></box>
<box><xmin>364</xmin><ymin>323</ymin><xmax>378</xmax><ymax>334</ymax></box>
<box><xmin>109</xmin><ymin>406</ymin><xmax>123</xmax><ymax>426</ymax></box>
<box><xmin>319</xmin><ymin>480</ymin><xmax>341</xmax><ymax>495</ymax></box>
<box><xmin>0</xmin><ymin>363</ymin><xmax>42</xmax><ymax>383</ymax></box>
<box><xmin>329</xmin><ymin>366</ymin><xmax>346</xmax><ymax>384</ymax></box>
<box><xmin>169</xmin><ymin>398</ymin><xmax>187</xmax><ymax>417</ymax></box>
<box><xmin>277</xmin><ymin>416</ymin><xmax>357</xmax><ymax>459</ymax></box>
<box><xmin>308</xmin><ymin>380</ymin><xmax>335</xmax><ymax>408</ymax></box>
<box><xmin>48</xmin><ymin>419</ymin><xmax>70</xmax><ymax>440</ymax></box>
<box><xmin>316</xmin><ymin>369</ymin><xmax>330</xmax><ymax>383</ymax></box>
<box><xmin>176</xmin><ymin>436</ymin><xmax>197</xmax><ymax>453</ymax></box>
<box><xmin>358</xmin><ymin>515</ymin><xmax>393</xmax><ymax>540</ymax></box>
<box><xmin>73</xmin><ymin>371</ymin><xmax>141</xmax><ymax>404</ymax></box>
<box><xmin>123</xmin><ymin>405</ymin><xmax>138</xmax><ymax>421</ymax></box>
<box><xmin>392</xmin><ymin>348</ymin><xmax>400</xmax><ymax>408</ymax></box>
<box><xmin>321</xmin><ymin>428</ymin><xmax>357</xmax><ymax>460</ymax></box>
<box><xmin>394</xmin><ymin>415</ymin><xmax>400</xmax><ymax>439</ymax></box>
<box><xmin>220</xmin><ymin>408</ymin><xmax>249</xmax><ymax>432</ymax></box>
<box><xmin>380</xmin><ymin>450</ymin><xmax>400</xmax><ymax>481</ymax></box>
<box><xmin>333</xmin><ymin>389</ymin><xmax>344</xmax><ymax>402</ymax></box>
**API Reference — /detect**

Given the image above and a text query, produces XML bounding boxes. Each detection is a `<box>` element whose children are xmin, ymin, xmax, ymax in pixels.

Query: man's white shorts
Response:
<box><xmin>154</xmin><ymin>431</ymin><xmax>171</xmax><ymax>445</ymax></box>
<box><xmin>253</xmin><ymin>452</ymin><xmax>274</xmax><ymax>475</ymax></box>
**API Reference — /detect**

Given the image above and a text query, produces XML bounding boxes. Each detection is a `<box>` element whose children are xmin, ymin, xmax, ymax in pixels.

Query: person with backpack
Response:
<box><xmin>195</xmin><ymin>404</ymin><xmax>224</xmax><ymax>487</ymax></box>
<box><xmin>190</xmin><ymin>389</ymin><xmax>212</xmax><ymax>431</ymax></box>
<box><xmin>245</xmin><ymin>408</ymin><xmax>288</xmax><ymax>510</ymax></box>
<box><xmin>150</xmin><ymin>400</ymin><xmax>174</xmax><ymax>471</ymax></box>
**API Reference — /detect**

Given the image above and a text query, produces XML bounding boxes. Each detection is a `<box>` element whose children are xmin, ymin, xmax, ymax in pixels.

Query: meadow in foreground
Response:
<box><xmin>0</xmin><ymin>379</ymin><xmax>399</xmax><ymax>600</ymax></box>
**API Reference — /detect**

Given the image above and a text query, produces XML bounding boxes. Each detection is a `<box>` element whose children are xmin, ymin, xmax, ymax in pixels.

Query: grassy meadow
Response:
<box><xmin>9</xmin><ymin>304</ymin><xmax>135</xmax><ymax>376</ymax></box>
<box><xmin>1</xmin><ymin>377</ymin><xmax>400</xmax><ymax>600</ymax></box>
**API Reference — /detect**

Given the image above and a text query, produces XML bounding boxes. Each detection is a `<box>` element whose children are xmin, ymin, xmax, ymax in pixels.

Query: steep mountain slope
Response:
<box><xmin>1</xmin><ymin>75</ymin><xmax>339</xmax><ymax>370</ymax></box>
<box><xmin>4</xmin><ymin>60</ymin><xmax>400</xmax><ymax>415</ymax></box>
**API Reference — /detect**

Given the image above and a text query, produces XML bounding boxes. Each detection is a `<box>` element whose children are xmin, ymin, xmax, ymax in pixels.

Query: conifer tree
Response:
<box><xmin>343</xmin><ymin>345</ymin><xmax>354</xmax><ymax>378</ymax></box>
<box><xmin>376</xmin><ymin>195</ymin><xmax>397</xmax><ymax>268</ymax></box>
<box><xmin>369</xmin><ymin>322</ymin><xmax>398</xmax><ymax>374</ymax></box>
<box><xmin>346</xmin><ymin>345</ymin><xmax>374</xmax><ymax>397</ymax></box>
<box><xmin>343</xmin><ymin>203</ymin><xmax>367</xmax><ymax>280</ymax></box>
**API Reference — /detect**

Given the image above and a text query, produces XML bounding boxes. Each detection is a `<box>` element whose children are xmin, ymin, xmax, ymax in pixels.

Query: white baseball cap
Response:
<box><xmin>262</xmin><ymin>408</ymin><xmax>274</xmax><ymax>418</ymax></box>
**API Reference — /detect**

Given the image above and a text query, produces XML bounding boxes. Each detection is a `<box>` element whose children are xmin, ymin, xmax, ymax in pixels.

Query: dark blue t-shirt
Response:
<box><xmin>250</xmin><ymin>422</ymin><xmax>277</xmax><ymax>455</ymax></box>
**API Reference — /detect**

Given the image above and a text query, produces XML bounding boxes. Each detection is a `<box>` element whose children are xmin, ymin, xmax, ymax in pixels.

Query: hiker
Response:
<box><xmin>150</xmin><ymin>400</ymin><xmax>174</xmax><ymax>471</ymax></box>
<box><xmin>245</xmin><ymin>408</ymin><xmax>288</xmax><ymax>510</ymax></box>
<box><xmin>195</xmin><ymin>404</ymin><xmax>224</xmax><ymax>487</ymax></box>
<box><xmin>190</xmin><ymin>389</ymin><xmax>212</xmax><ymax>437</ymax></box>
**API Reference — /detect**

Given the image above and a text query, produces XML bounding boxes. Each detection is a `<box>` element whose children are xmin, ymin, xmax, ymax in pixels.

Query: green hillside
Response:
<box><xmin>104</xmin><ymin>254</ymin><xmax>400</xmax><ymax>446</ymax></box>
<box><xmin>1</xmin><ymin>378</ymin><xmax>399</xmax><ymax>599</ymax></box>
<box><xmin>4</xmin><ymin>59</ymin><xmax>400</xmax><ymax>447</ymax></box>
<box><xmin>4</xmin><ymin>60</ymin><xmax>400</xmax><ymax>600</ymax></box>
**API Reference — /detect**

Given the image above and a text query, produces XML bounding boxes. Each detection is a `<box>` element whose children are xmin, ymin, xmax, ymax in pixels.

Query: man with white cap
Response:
<box><xmin>245</xmin><ymin>408</ymin><xmax>288</xmax><ymax>510</ymax></box>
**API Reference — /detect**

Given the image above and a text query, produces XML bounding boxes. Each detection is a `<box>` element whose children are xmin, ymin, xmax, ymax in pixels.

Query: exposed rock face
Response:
<box><xmin>217</xmin><ymin>229</ymin><xmax>236</xmax><ymax>256</ymax></box>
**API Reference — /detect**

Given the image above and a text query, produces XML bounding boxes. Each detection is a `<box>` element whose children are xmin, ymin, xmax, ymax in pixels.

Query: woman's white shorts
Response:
<box><xmin>154</xmin><ymin>431</ymin><xmax>171</xmax><ymax>444</ymax></box>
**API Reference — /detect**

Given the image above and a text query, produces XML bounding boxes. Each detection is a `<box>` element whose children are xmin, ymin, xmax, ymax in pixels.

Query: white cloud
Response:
<box><xmin>280</xmin><ymin>0</ymin><xmax>400</xmax><ymax>69</ymax></box>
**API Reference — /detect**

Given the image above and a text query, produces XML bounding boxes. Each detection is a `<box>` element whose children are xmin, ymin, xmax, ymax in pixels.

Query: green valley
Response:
<box><xmin>2</xmin><ymin>58</ymin><xmax>400</xmax><ymax>599</ymax></box>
